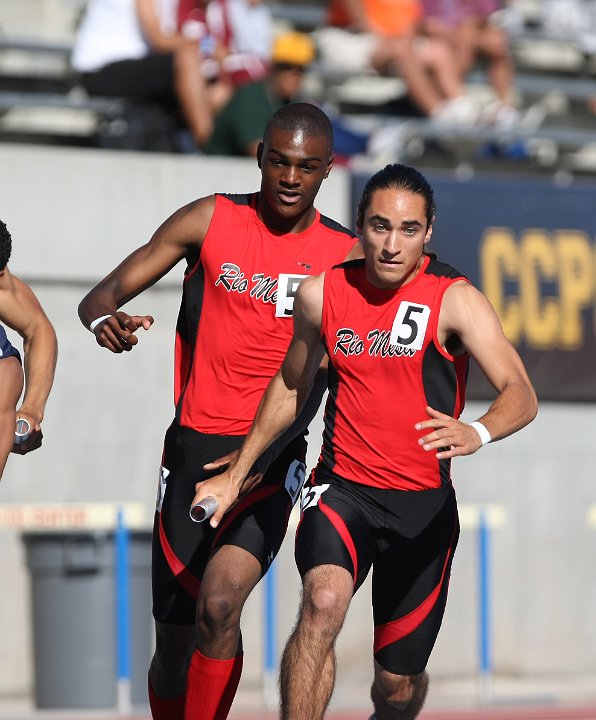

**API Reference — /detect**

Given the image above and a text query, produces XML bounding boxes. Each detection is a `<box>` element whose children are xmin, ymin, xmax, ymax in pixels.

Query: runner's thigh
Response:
<box><xmin>213</xmin><ymin>434</ymin><xmax>308</xmax><ymax>576</ymax></box>
<box><xmin>372</xmin><ymin>485</ymin><xmax>459</xmax><ymax>675</ymax></box>
<box><xmin>295</xmin><ymin>476</ymin><xmax>377</xmax><ymax>591</ymax></box>
<box><xmin>152</xmin><ymin>421</ymin><xmax>243</xmax><ymax>624</ymax></box>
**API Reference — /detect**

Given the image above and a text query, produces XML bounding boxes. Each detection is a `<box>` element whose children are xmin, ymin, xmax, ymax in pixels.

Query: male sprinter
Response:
<box><xmin>78</xmin><ymin>103</ymin><xmax>360</xmax><ymax>719</ymax></box>
<box><xmin>192</xmin><ymin>163</ymin><xmax>537</xmax><ymax>720</ymax></box>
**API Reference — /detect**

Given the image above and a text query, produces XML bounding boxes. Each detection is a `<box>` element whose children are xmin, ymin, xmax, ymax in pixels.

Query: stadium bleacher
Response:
<box><xmin>0</xmin><ymin>0</ymin><xmax>595</xmax><ymax>175</ymax></box>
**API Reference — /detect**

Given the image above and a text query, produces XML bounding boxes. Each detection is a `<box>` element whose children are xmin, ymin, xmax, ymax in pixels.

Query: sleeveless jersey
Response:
<box><xmin>175</xmin><ymin>193</ymin><xmax>357</xmax><ymax>435</ymax></box>
<box><xmin>319</xmin><ymin>255</ymin><xmax>469</xmax><ymax>491</ymax></box>
<box><xmin>0</xmin><ymin>323</ymin><xmax>21</xmax><ymax>363</ymax></box>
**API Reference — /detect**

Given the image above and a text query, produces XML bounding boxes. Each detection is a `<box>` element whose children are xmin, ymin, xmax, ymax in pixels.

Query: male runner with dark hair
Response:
<box><xmin>192</xmin><ymin>162</ymin><xmax>537</xmax><ymax>720</ymax></box>
<box><xmin>0</xmin><ymin>220</ymin><xmax>58</xmax><ymax>479</ymax></box>
<box><xmin>78</xmin><ymin>102</ymin><xmax>360</xmax><ymax>720</ymax></box>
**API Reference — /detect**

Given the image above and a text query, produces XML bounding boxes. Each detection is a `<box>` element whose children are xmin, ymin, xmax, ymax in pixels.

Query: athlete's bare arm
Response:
<box><xmin>78</xmin><ymin>195</ymin><xmax>216</xmax><ymax>353</ymax></box>
<box><xmin>192</xmin><ymin>273</ymin><xmax>327</xmax><ymax>527</ymax></box>
<box><xmin>416</xmin><ymin>281</ymin><xmax>537</xmax><ymax>459</ymax></box>
<box><xmin>0</xmin><ymin>268</ymin><xmax>58</xmax><ymax>452</ymax></box>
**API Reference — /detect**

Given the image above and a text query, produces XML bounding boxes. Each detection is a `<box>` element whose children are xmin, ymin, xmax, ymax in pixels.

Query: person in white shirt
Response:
<box><xmin>71</xmin><ymin>0</ymin><xmax>219</xmax><ymax>148</ymax></box>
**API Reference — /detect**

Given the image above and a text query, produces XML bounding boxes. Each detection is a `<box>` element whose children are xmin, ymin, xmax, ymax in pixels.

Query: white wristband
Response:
<box><xmin>89</xmin><ymin>314</ymin><xmax>112</xmax><ymax>333</ymax></box>
<box><xmin>469</xmin><ymin>421</ymin><xmax>491</xmax><ymax>446</ymax></box>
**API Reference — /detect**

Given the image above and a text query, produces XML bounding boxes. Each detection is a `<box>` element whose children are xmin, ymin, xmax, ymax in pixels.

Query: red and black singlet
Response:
<box><xmin>174</xmin><ymin>192</ymin><xmax>357</xmax><ymax>435</ymax></box>
<box><xmin>319</xmin><ymin>255</ymin><xmax>469</xmax><ymax>491</ymax></box>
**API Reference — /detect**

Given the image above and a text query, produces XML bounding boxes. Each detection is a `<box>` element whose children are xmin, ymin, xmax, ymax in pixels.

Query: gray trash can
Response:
<box><xmin>22</xmin><ymin>530</ymin><xmax>153</xmax><ymax>709</ymax></box>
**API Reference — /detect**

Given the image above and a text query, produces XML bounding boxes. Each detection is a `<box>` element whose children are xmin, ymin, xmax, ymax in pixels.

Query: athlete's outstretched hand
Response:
<box><xmin>92</xmin><ymin>312</ymin><xmax>154</xmax><ymax>353</ymax></box>
<box><xmin>415</xmin><ymin>405</ymin><xmax>484</xmax><ymax>459</ymax></box>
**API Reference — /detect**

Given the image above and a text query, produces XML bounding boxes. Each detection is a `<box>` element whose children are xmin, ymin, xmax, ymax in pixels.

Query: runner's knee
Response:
<box><xmin>196</xmin><ymin>584</ymin><xmax>245</xmax><ymax>637</ymax></box>
<box><xmin>300</xmin><ymin>576</ymin><xmax>351</xmax><ymax>631</ymax></box>
<box><xmin>196</xmin><ymin>545</ymin><xmax>262</xmax><ymax>638</ymax></box>
<box><xmin>373</xmin><ymin>668</ymin><xmax>428</xmax><ymax>707</ymax></box>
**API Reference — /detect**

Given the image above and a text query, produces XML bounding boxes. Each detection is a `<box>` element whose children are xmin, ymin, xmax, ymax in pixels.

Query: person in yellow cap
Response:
<box><xmin>205</xmin><ymin>31</ymin><xmax>316</xmax><ymax>156</ymax></box>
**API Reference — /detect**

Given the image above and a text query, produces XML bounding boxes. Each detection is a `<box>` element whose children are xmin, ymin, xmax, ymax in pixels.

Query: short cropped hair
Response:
<box><xmin>356</xmin><ymin>163</ymin><xmax>436</xmax><ymax>232</ymax></box>
<box><xmin>0</xmin><ymin>220</ymin><xmax>12</xmax><ymax>271</ymax></box>
<box><xmin>263</xmin><ymin>103</ymin><xmax>333</xmax><ymax>157</ymax></box>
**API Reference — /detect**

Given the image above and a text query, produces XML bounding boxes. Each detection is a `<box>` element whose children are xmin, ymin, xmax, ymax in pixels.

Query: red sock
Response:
<box><xmin>148</xmin><ymin>675</ymin><xmax>185</xmax><ymax>720</ymax></box>
<box><xmin>184</xmin><ymin>648</ymin><xmax>243</xmax><ymax>720</ymax></box>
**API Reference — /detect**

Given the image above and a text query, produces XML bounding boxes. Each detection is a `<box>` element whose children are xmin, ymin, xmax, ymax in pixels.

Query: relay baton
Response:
<box><xmin>14</xmin><ymin>418</ymin><xmax>31</xmax><ymax>445</ymax></box>
<box><xmin>190</xmin><ymin>496</ymin><xmax>219</xmax><ymax>523</ymax></box>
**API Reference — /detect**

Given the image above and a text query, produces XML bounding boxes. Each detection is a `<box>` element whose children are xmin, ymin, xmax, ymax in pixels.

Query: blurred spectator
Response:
<box><xmin>540</xmin><ymin>0</ymin><xmax>589</xmax><ymax>39</ymax></box>
<box><xmin>421</xmin><ymin>0</ymin><xmax>518</xmax><ymax>125</ymax></box>
<box><xmin>178</xmin><ymin>0</ymin><xmax>273</xmax><ymax>88</ymax></box>
<box><xmin>541</xmin><ymin>0</ymin><xmax>596</xmax><ymax>56</ymax></box>
<box><xmin>71</xmin><ymin>0</ymin><xmax>224</xmax><ymax>149</ymax></box>
<box><xmin>315</xmin><ymin>0</ymin><xmax>478</xmax><ymax>124</ymax></box>
<box><xmin>205</xmin><ymin>31</ymin><xmax>315</xmax><ymax>156</ymax></box>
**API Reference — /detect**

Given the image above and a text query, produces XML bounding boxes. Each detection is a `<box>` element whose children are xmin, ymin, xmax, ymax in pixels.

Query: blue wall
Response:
<box><xmin>353</xmin><ymin>171</ymin><xmax>596</xmax><ymax>401</ymax></box>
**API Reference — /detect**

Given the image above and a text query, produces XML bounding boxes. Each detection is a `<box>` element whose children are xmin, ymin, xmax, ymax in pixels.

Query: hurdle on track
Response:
<box><xmin>459</xmin><ymin>504</ymin><xmax>506</xmax><ymax>704</ymax></box>
<box><xmin>0</xmin><ymin>499</ymin><xmax>510</xmax><ymax>709</ymax></box>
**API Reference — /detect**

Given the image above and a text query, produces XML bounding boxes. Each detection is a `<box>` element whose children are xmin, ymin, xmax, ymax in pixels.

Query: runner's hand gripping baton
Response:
<box><xmin>190</xmin><ymin>496</ymin><xmax>219</xmax><ymax>523</ymax></box>
<box><xmin>14</xmin><ymin>418</ymin><xmax>31</xmax><ymax>445</ymax></box>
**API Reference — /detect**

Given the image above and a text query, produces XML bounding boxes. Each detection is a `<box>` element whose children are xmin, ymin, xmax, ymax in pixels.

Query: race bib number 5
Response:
<box><xmin>389</xmin><ymin>301</ymin><xmax>431</xmax><ymax>351</ymax></box>
<box><xmin>285</xmin><ymin>459</ymin><xmax>306</xmax><ymax>505</ymax></box>
<box><xmin>300</xmin><ymin>484</ymin><xmax>330</xmax><ymax>512</ymax></box>
<box><xmin>276</xmin><ymin>273</ymin><xmax>307</xmax><ymax>317</ymax></box>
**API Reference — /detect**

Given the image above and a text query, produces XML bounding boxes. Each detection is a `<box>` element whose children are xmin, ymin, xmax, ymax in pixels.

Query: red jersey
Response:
<box><xmin>318</xmin><ymin>255</ymin><xmax>469</xmax><ymax>491</ymax></box>
<box><xmin>175</xmin><ymin>193</ymin><xmax>357</xmax><ymax>434</ymax></box>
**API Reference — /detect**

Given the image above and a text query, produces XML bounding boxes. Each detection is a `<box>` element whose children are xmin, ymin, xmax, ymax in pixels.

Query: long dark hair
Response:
<box><xmin>356</xmin><ymin>163</ymin><xmax>436</xmax><ymax>233</ymax></box>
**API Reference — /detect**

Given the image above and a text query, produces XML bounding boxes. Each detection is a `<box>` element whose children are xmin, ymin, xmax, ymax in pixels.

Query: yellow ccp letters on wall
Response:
<box><xmin>480</xmin><ymin>228</ymin><xmax>595</xmax><ymax>351</ymax></box>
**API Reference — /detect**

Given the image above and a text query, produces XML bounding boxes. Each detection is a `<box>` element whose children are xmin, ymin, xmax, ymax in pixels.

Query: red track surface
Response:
<box><xmin>6</xmin><ymin>704</ymin><xmax>595</xmax><ymax>719</ymax></box>
<box><xmin>227</xmin><ymin>708</ymin><xmax>596</xmax><ymax>720</ymax></box>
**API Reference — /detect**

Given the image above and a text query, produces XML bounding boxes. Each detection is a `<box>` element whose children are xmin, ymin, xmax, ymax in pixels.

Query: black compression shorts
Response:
<box><xmin>152</xmin><ymin>420</ymin><xmax>307</xmax><ymax>625</ymax></box>
<box><xmin>295</xmin><ymin>467</ymin><xmax>459</xmax><ymax>675</ymax></box>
